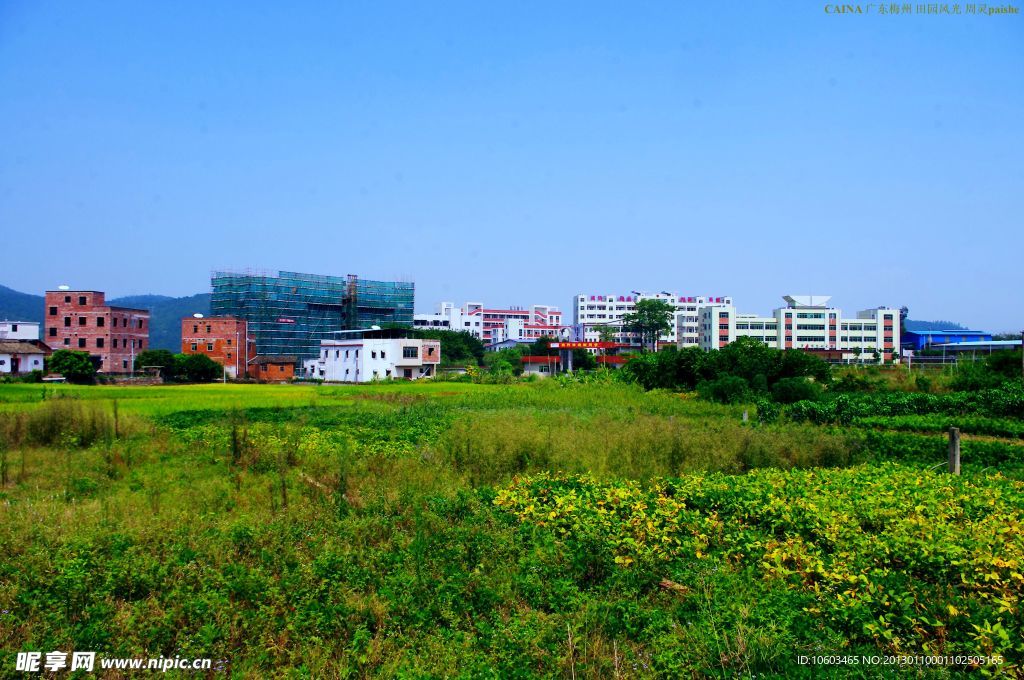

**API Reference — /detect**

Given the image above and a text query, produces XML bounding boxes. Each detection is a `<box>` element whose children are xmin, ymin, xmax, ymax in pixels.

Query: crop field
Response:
<box><xmin>0</xmin><ymin>381</ymin><xmax>1021</xmax><ymax>677</ymax></box>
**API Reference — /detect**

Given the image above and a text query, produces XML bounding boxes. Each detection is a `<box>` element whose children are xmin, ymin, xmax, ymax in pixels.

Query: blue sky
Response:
<box><xmin>1</xmin><ymin>2</ymin><xmax>1021</xmax><ymax>329</ymax></box>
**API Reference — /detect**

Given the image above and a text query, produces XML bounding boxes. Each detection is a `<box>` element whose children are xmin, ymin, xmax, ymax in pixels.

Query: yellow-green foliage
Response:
<box><xmin>497</xmin><ymin>467</ymin><xmax>1024</xmax><ymax>663</ymax></box>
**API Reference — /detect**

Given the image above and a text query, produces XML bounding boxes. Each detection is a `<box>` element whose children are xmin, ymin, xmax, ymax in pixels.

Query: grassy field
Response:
<box><xmin>0</xmin><ymin>381</ymin><xmax>1021</xmax><ymax>677</ymax></box>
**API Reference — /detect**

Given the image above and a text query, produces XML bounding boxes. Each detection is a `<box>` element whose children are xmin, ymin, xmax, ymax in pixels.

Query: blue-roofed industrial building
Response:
<box><xmin>901</xmin><ymin>329</ymin><xmax>992</xmax><ymax>351</ymax></box>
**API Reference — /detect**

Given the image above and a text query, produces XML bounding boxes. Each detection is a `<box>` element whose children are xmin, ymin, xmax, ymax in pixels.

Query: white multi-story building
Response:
<box><xmin>0</xmin><ymin>321</ymin><xmax>40</xmax><ymax>341</ymax></box>
<box><xmin>573</xmin><ymin>293</ymin><xmax>732</xmax><ymax>347</ymax></box>
<box><xmin>413</xmin><ymin>302</ymin><xmax>486</xmax><ymax>337</ymax></box>
<box><xmin>304</xmin><ymin>329</ymin><xmax>440</xmax><ymax>382</ymax></box>
<box><xmin>415</xmin><ymin>301</ymin><xmax>568</xmax><ymax>347</ymax></box>
<box><xmin>699</xmin><ymin>295</ymin><xmax>898</xmax><ymax>362</ymax></box>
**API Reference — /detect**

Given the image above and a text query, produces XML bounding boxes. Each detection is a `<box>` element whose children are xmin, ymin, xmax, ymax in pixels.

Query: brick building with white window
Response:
<box><xmin>699</xmin><ymin>295</ymin><xmax>899</xmax><ymax>362</ymax></box>
<box><xmin>181</xmin><ymin>315</ymin><xmax>257</xmax><ymax>378</ymax></box>
<box><xmin>304</xmin><ymin>328</ymin><xmax>440</xmax><ymax>382</ymax></box>
<box><xmin>44</xmin><ymin>288</ymin><xmax>149</xmax><ymax>373</ymax></box>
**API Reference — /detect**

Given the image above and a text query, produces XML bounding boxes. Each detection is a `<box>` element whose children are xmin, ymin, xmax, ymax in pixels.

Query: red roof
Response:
<box><xmin>521</xmin><ymin>355</ymin><xmax>561</xmax><ymax>364</ymax></box>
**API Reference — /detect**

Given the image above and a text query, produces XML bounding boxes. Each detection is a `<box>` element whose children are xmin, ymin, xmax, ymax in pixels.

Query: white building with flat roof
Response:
<box><xmin>0</xmin><ymin>321</ymin><xmax>40</xmax><ymax>341</ymax></box>
<box><xmin>304</xmin><ymin>329</ymin><xmax>440</xmax><ymax>382</ymax></box>
<box><xmin>699</xmin><ymin>295</ymin><xmax>898</xmax><ymax>362</ymax></box>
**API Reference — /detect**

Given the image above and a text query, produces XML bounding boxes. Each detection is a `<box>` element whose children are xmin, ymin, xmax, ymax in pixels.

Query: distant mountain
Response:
<box><xmin>0</xmin><ymin>284</ymin><xmax>44</xmax><ymax>324</ymax></box>
<box><xmin>0</xmin><ymin>284</ymin><xmax>210</xmax><ymax>351</ymax></box>
<box><xmin>904</xmin><ymin>320</ymin><xmax>970</xmax><ymax>332</ymax></box>
<box><xmin>111</xmin><ymin>293</ymin><xmax>211</xmax><ymax>351</ymax></box>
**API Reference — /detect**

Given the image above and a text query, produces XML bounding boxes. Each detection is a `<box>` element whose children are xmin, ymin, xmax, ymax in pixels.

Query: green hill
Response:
<box><xmin>0</xmin><ymin>284</ymin><xmax>44</xmax><ymax>324</ymax></box>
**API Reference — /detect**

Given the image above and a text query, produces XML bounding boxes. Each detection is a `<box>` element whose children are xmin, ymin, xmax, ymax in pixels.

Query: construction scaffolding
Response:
<box><xmin>210</xmin><ymin>270</ymin><xmax>414</xmax><ymax>360</ymax></box>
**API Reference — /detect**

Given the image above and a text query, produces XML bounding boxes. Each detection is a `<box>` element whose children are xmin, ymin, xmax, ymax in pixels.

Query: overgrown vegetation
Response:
<box><xmin>0</xmin><ymin>380</ymin><xmax>1020</xmax><ymax>676</ymax></box>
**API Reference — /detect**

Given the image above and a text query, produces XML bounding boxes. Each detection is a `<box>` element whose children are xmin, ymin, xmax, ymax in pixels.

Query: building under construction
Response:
<box><xmin>210</xmin><ymin>270</ymin><xmax>414</xmax><ymax>360</ymax></box>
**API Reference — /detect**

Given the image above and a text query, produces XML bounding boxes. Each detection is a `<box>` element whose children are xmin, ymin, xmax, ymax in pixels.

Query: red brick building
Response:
<box><xmin>181</xmin><ymin>316</ymin><xmax>256</xmax><ymax>378</ymax></box>
<box><xmin>253</xmin><ymin>355</ymin><xmax>296</xmax><ymax>382</ymax></box>
<box><xmin>44</xmin><ymin>289</ymin><xmax>149</xmax><ymax>373</ymax></box>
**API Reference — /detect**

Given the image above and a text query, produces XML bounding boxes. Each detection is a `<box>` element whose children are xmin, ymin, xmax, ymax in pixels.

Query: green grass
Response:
<box><xmin>0</xmin><ymin>381</ymin><xmax>1020</xmax><ymax>677</ymax></box>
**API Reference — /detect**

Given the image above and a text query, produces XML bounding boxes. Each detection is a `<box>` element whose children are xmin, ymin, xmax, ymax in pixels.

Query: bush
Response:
<box><xmin>697</xmin><ymin>376</ymin><xmax>748</xmax><ymax>404</ymax></box>
<box><xmin>755</xmin><ymin>397</ymin><xmax>780</xmax><ymax>424</ymax></box>
<box><xmin>47</xmin><ymin>350</ymin><xmax>96</xmax><ymax>384</ymax></box>
<box><xmin>771</xmin><ymin>377</ymin><xmax>822</xmax><ymax>404</ymax></box>
<box><xmin>174</xmin><ymin>353</ymin><xmax>223</xmax><ymax>383</ymax></box>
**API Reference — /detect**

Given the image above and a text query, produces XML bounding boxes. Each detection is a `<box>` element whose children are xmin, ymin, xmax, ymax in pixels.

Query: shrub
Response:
<box><xmin>697</xmin><ymin>376</ymin><xmax>748</xmax><ymax>404</ymax></box>
<box><xmin>771</xmin><ymin>377</ymin><xmax>821</xmax><ymax>404</ymax></box>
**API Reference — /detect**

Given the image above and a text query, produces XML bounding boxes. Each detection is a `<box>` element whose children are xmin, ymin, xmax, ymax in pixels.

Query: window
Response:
<box><xmin>381</xmin><ymin>351</ymin><xmax>386</xmax><ymax>359</ymax></box>
<box><xmin>113</xmin><ymin>339</ymin><xmax>118</xmax><ymax>348</ymax></box>
<box><xmin>138</xmin><ymin>320</ymin><xmax>144</xmax><ymax>329</ymax></box>
<box><xmin>78</xmin><ymin>338</ymin><xmax>86</xmax><ymax>348</ymax></box>
<box><xmin>227</xmin><ymin>339</ymin><xmax>232</xmax><ymax>345</ymax></box>
<box><xmin>404</xmin><ymin>369</ymin><xmax>412</xmax><ymax>378</ymax></box>
<box><xmin>206</xmin><ymin>325</ymin><xmax>211</xmax><ymax>333</ymax></box>
<box><xmin>279</xmin><ymin>365</ymin><xmax>285</xmax><ymax>372</ymax></box>
<box><xmin>227</xmin><ymin>353</ymin><xmax>232</xmax><ymax>359</ymax></box>
<box><xmin>193</xmin><ymin>325</ymin><xmax>199</xmax><ymax>333</ymax></box>
<box><xmin>403</xmin><ymin>346</ymin><xmax>418</xmax><ymax>358</ymax></box>
<box><xmin>97</xmin><ymin>317</ymin><xmax>105</xmax><ymax>327</ymax></box>
<box><xmin>96</xmin><ymin>338</ymin><xmax>104</xmax><ymax>348</ymax></box>
<box><xmin>123</xmin><ymin>360</ymin><xmax>128</xmax><ymax>369</ymax></box>
<box><xmin>371</xmin><ymin>351</ymin><xmax>377</xmax><ymax>359</ymax></box>
<box><xmin>207</xmin><ymin>343</ymin><xmax>214</xmax><ymax>351</ymax></box>
<box><xmin>428</xmin><ymin>346</ymin><xmax>435</xmax><ymax>356</ymax></box>
<box><xmin>64</xmin><ymin>317</ymin><xmax>71</xmax><ymax>327</ymax></box>
<box><xmin>191</xmin><ymin>343</ymin><xmax>198</xmax><ymax>351</ymax></box>
<box><xmin>63</xmin><ymin>338</ymin><xmax>69</xmax><ymax>346</ymax></box>
<box><xmin>78</xmin><ymin>317</ymin><xmax>86</xmax><ymax>326</ymax></box>
<box><xmin>49</xmin><ymin>306</ymin><xmax>57</xmax><ymax>316</ymax></box>
<box><xmin>261</xmin><ymin>365</ymin><xmax>268</xmax><ymax>373</ymax></box>
<box><xmin>78</xmin><ymin>296</ymin><xmax>86</xmax><ymax>305</ymax></box>
<box><xmin>64</xmin><ymin>295</ymin><xmax>70</xmax><ymax>303</ymax></box>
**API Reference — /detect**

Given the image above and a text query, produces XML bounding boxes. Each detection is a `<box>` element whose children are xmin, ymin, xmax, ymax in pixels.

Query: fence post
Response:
<box><xmin>947</xmin><ymin>427</ymin><xmax>960</xmax><ymax>475</ymax></box>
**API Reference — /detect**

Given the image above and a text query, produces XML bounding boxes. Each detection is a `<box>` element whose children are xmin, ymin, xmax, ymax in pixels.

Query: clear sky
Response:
<box><xmin>1</xmin><ymin>2</ymin><xmax>1021</xmax><ymax>329</ymax></box>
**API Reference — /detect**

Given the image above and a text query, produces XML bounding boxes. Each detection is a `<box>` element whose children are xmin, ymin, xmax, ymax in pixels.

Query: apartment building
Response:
<box><xmin>304</xmin><ymin>328</ymin><xmax>440</xmax><ymax>382</ymax></box>
<box><xmin>699</xmin><ymin>295</ymin><xmax>899</xmax><ymax>361</ymax></box>
<box><xmin>44</xmin><ymin>288</ymin><xmax>149</xmax><ymax>373</ymax></box>
<box><xmin>415</xmin><ymin>301</ymin><xmax>567</xmax><ymax>346</ymax></box>
<box><xmin>573</xmin><ymin>293</ymin><xmax>732</xmax><ymax>347</ymax></box>
<box><xmin>181</xmin><ymin>315</ymin><xmax>257</xmax><ymax>378</ymax></box>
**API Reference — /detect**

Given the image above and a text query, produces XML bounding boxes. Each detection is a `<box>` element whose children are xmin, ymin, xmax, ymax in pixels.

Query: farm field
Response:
<box><xmin>1</xmin><ymin>381</ymin><xmax>1021</xmax><ymax>677</ymax></box>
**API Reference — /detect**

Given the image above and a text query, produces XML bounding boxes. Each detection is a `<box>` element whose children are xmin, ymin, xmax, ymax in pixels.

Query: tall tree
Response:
<box><xmin>621</xmin><ymin>299</ymin><xmax>675</xmax><ymax>351</ymax></box>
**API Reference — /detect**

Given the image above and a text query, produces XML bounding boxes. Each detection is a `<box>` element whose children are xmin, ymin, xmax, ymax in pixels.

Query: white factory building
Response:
<box><xmin>573</xmin><ymin>293</ymin><xmax>733</xmax><ymax>347</ymax></box>
<box><xmin>699</xmin><ymin>295</ymin><xmax>899</xmax><ymax>362</ymax></box>
<box><xmin>303</xmin><ymin>329</ymin><xmax>440</xmax><ymax>382</ymax></box>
